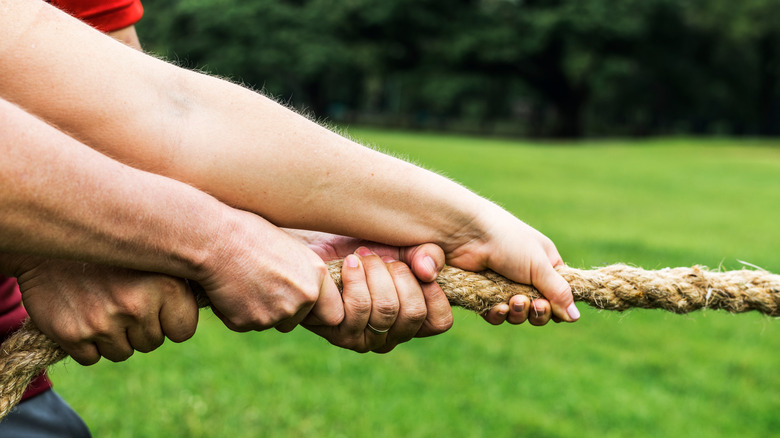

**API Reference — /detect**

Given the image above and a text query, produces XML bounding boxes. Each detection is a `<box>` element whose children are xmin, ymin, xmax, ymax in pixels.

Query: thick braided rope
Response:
<box><xmin>1</xmin><ymin>262</ymin><xmax>779</xmax><ymax>420</ymax></box>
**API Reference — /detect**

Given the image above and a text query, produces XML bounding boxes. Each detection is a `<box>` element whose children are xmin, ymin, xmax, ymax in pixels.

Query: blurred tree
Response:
<box><xmin>136</xmin><ymin>0</ymin><xmax>780</xmax><ymax>137</ymax></box>
<box><xmin>684</xmin><ymin>0</ymin><xmax>780</xmax><ymax>135</ymax></box>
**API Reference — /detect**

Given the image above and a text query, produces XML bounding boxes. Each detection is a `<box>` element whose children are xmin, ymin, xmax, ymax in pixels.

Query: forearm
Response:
<box><xmin>0</xmin><ymin>0</ymin><xmax>495</xmax><ymax>252</ymax></box>
<box><xmin>0</xmin><ymin>97</ymin><xmax>224</xmax><ymax>280</ymax></box>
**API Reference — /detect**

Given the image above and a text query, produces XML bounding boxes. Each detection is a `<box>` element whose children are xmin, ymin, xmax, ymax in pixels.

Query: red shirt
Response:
<box><xmin>4</xmin><ymin>0</ymin><xmax>145</xmax><ymax>401</ymax></box>
<box><xmin>0</xmin><ymin>277</ymin><xmax>51</xmax><ymax>401</ymax></box>
<box><xmin>49</xmin><ymin>0</ymin><xmax>144</xmax><ymax>33</ymax></box>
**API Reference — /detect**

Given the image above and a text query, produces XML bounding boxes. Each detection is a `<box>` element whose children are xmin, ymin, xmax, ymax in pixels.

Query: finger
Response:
<box><xmin>532</xmin><ymin>259</ymin><xmax>579</xmax><ymax>323</ymax></box>
<box><xmin>275</xmin><ymin>305</ymin><xmax>313</xmax><ymax>333</ymax></box>
<box><xmin>372</xmin><ymin>343</ymin><xmax>398</xmax><ymax>354</ymax></box>
<box><xmin>400</xmin><ymin>243</ymin><xmax>445</xmax><ymax>282</ymax></box>
<box><xmin>301</xmin><ymin>254</ymin><xmax>381</xmax><ymax>354</ymax></box>
<box><xmin>358</xmin><ymin>248</ymin><xmax>398</xmax><ymax>344</ymax></box>
<box><xmin>381</xmin><ymin>258</ymin><xmax>427</xmax><ymax>347</ymax></box>
<box><xmin>482</xmin><ymin>303</ymin><xmax>510</xmax><ymax>325</ymax></box>
<box><xmin>126</xmin><ymin>318</ymin><xmax>164</xmax><ymax>353</ymax></box>
<box><xmin>61</xmin><ymin>342</ymin><xmax>101</xmax><ymax>366</ymax></box>
<box><xmin>160</xmin><ymin>280</ymin><xmax>199</xmax><ymax>343</ymax></box>
<box><xmin>338</xmin><ymin>254</ymin><xmax>372</xmax><ymax>337</ymax></box>
<box><xmin>94</xmin><ymin>332</ymin><xmax>135</xmax><ymax>363</ymax></box>
<box><xmin>284</xmin><ymin>254</ymin><xmax>371</xmax><ymax>338</ymax></box>
<box><xmin>528</xmin><ymin>299</ymin><xmax>552</xmax><ymax>326</ymax></box>
<box><xmin>506</xmin><ymin>295</ymin><xmax>531</xmax><ymax>325</ymax></box>
<box><xmin>415</xmin><ymin>281</ymin><xmax>453</xmax><ymax>337</ymax></box>
<box><xmin>212</xmin><ymin>307</ymin><xmax>250</xmax><ymax>333</ymax></box>
<box><xmin>46</xmin><ymin>319</ymin><xmax>102</xmax><ymax>365</ymax></box>
<box><xmin>308</xmin><ymin>275</ymin><xmax>345</xmax><ymax>327</ymax></box>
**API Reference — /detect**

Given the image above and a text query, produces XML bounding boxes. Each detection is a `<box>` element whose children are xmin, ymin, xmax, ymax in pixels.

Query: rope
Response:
<box><xmin>1</xmin><ymin>261</ymin><xmax>778</xmax><ymax>420</ymax></box>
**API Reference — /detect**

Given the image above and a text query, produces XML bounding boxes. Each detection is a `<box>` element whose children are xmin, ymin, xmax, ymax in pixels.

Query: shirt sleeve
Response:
<box><xmin>49</xmin><ymin>0</ymin><xmax>144</xmax><ymax>33</ymax></box>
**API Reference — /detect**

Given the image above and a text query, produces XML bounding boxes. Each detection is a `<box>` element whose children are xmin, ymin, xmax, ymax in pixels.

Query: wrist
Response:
<box><xmin>184</xmin><ymin>200</ymin><xmax>237</xmax><ymax>284</ymax></box>
<box><xmin>437</xmin><ymin>195</ymin><xmax>496</xmax><ymax>250</ymax></box>
<box><xmin>438</xmin><ymin>199</ymin><xmax>511</xmax><ymax>270</ymax></box>
<box><xmin>0</xmin><ymin>253</ymin><xmax>45</xmax><ymax>278</ymax></box>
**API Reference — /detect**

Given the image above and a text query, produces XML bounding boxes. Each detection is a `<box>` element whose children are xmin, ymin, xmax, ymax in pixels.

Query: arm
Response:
<box><xmin>0</xmin><ymin>95</ymin><xmax>344</xmax><ymax>332</ymax></box>
<box><xmin>0</xmin><ymin>1</ymin><xmax>578</xmax><ymax>322</ymax></box>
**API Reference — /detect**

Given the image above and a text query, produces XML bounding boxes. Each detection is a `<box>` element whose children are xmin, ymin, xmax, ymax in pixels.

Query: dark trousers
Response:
<box><xmin>0</xmin><ymin>389</ymin><xmax>91</xmax><ymax>437</ymax></box>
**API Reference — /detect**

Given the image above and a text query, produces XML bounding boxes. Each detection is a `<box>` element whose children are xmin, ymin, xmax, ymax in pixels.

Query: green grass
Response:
<box><xmin>51</xmin><ymin>131</ymin><xmax>780</xmax><ymax>437</ymax></box>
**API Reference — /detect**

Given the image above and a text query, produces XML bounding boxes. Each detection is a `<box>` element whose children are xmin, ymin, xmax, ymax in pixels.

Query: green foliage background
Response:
<box><xmin>137</xmin><ymin>0</ymin><xmax>780</xmax><ymax>137</ymax></box>
<box><xmin>51</xmin><ymin>131</ymin><xmax>780</xmax><ymax>437</ymax></box>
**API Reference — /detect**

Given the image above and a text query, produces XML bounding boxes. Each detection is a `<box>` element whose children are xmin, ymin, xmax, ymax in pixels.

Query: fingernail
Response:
<box><xmin>513</xmin><ymin>301</ymin><xmax>525</xmax><ymax>313</ymax></box>
<box><xmin>423</xmin><ymin>256</ymin><xmax>436</xmax><ymax>275</ymax></box>
<box><xmin>533</xmin><ymin>300</ymin><xmax>544</xmax><ymax>316</ymax></box>
<box><xmin>497</xmin><ymin>304</ymin><xmax>509</xmax><ymax>316</ymax></box>
<box><xmin>567</xmin><ymin>303</ymin><xmax>581</xmax><ymax>321</ymax></box>
<box><xmin>381</xmin><ymin>256</ymin><xmax>396</xmax><ymax>263</ymax></box>
<box><xmin>345</xmin><ymin>254</ymin><xmax>359</xmax><ymax>268</ymax></box>
<box><xmin>356</xmin><ymin>247</ymin><xmax>373</xmax><ymax>257</ymax></box>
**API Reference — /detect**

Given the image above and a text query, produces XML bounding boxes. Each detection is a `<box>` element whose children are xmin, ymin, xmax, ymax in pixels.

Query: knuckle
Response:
<box><xmin>276</xmin><ymin>302</ymin><xmax>298</xmax><ymax>320</ymax></box>
<box><xmin>345</xmin><ymin>295</ymin><xmax>372</xmax><ymax>316</ymax></box>
<box><xmin>229</xmin><ymin>316</ymin><xmax>257</xmax><ymax>332</ymax></box>
<box><xmin>295</xmin><ymin>283</ymin><xmax>320</xmax><ymax>309</ymax></box>
<box><xmin>386</xmin><ymin>261</ymin><xmax>412</xmax><ymax>277</ymax></box>
<box><xmin>156</xmin><ymin>275</ymin><xmax>187</xmax><ymax>296</ymax></box>
<box><xmin>116</xmin><ymin>298</ymin><xmax>144</xmax><ymax>319</ymax></box>
<box><xmin>234</xmin><ymin>305</ymin><xmax>281</xmax><ymax>331</ymax></box>
<box><xmin>85</xmin><ymin>314</ymin><xmax>112</xmax><ymax>337</ymax></box>
<box><xmin>429</xmin><ymin>312</ymin><xmax>454</xmax><ymax>333</ymax></box>
<box><xmin>402</xmin><ymin>304</ymin><xmax>428</xmax><ymax>326</ymax></box>
<box><xmin>372</xmin><ymin>298</ymin><xmax>400</xmax><ymax>319</ymax></box>
<box><xmin>279</xmin><ymin>297</ymin><xmax>309</xmax><ymax>321</ymax></box>
<box><xmin>56</xmin><ymin>324</ymin><xmax>86</xmax><ymax>346</ymax></box>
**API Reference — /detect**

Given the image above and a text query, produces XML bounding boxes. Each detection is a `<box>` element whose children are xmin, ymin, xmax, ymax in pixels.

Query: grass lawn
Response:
<box><xmin>51</xmin><ymin>130</ymin><xmax>780</xmax><ymax>437</ymax></box>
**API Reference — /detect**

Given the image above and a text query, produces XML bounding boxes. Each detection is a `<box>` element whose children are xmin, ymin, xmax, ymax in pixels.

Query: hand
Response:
<box><xmin>304</xmin><ymin>247</ymin><xmax>452</xmax><ymax>353</ymax></box>
<box><xmin>291</xmin><ymin>229</ymin><xmax>445</xmax><ymax>284</ymax></box>
<box><xmin>14</xmin><ymin>258</ymin><xmax>198</xmax><ymax>365</ymax></box>
<box><xmin>193</xmin><ymin>210</ymin><xmax>345</xmax><ymax>333</ymax></box>
<box><xmin>289</xmin><ymin>230</ymin><xmax>453</xmax><ymax>338</ymax></box>
<box><xmin>295</xmin><ymin>229</ymin><xmax>552</xmax><ymax>329</ymax></box>
<box><xmin>444</xmin><ymin>206</ymin><xmax>579</xmax><ymax>325</ymax></box>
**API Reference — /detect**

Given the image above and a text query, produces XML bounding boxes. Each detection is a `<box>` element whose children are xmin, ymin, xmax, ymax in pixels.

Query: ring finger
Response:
<box><xmin>356</xmin><ymin>247</ymin><xmax>399</xmax><ymax>346</ymax></box>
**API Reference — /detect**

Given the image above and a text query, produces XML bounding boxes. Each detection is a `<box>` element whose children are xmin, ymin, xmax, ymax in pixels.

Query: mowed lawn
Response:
<box><xmin>50</xmin><ymin>130</ymin><xmax>780</xmax><ymax>437</ymax></box>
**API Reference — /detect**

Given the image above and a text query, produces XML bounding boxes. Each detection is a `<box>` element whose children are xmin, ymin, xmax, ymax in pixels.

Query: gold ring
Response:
<box><xmin>366</xmin><ymin>323</ymin><xmax>389</xmax><ymax>335</ymax></box>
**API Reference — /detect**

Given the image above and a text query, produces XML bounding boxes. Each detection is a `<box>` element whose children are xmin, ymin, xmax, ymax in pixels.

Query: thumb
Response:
<box><xmin>533</xmin><ymin>261</ymin><xmax>579</xmax><ymax>322</ymax></box>
<box><xmin>309</xmin><ymin>277</ymin><xmax>345</xmax><ymax>326</ymax></box>
<box><xmin>400</xmin><ymin>243</ymin><xmax>446</xmax><ymax>283</ymax></box>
